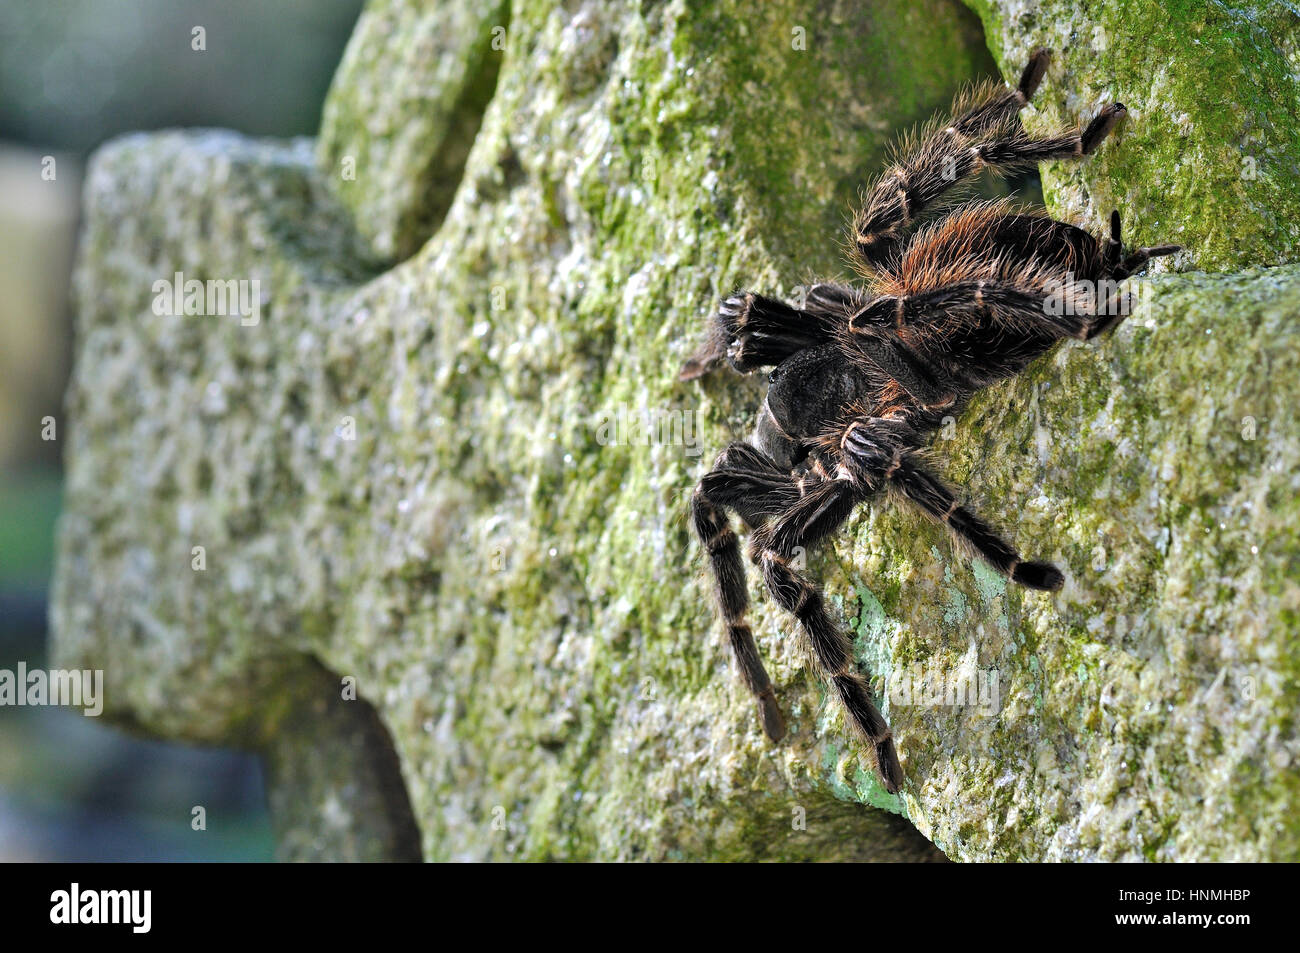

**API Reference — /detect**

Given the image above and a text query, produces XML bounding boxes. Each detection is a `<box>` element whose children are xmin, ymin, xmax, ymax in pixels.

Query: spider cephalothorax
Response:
<box><xmin>682</xmin><ymin>50</ymin><xmax>1178</xmax><ymax>793</ymax></box>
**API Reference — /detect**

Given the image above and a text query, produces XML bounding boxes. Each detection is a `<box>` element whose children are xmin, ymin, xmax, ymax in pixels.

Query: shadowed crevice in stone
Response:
<box><xmin>316</xmin><ymin>0</ymin><xmax>512</xmax><ymax>264</ymax></box>
<box><xmin>744</xmin><ymin>798</ymin><xmax>950</xmax><ymax>862</ymax></box>
<box><xmin>408</xmin><ymin>19</ymin><xmax>509</xmax><ymax>261</ymax></box>
<box><xmin>262</xmin><ymin>657</ymin><xmax>423</xmax><ymax>863</ymax></box>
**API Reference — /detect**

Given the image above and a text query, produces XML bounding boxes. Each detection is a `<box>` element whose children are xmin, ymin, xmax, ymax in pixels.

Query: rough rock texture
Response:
<box><xmin>318</xmin><ymin>0</ymin><xmax>510</xmax><ymax>262</ymax></box>
<box><xmin>54</xmin><ymin>0</ymin><xmax>1300</xmax><ymax>861</ymax></box>
<box><xmin>965</xmin><ymin>0</ymin><xmax>1300</xmax><ymax>272</ymax></box>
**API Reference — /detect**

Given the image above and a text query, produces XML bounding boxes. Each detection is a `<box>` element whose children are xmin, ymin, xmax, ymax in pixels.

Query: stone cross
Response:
<box><xmin>54</xmin><ymin>0</ymin><xmax>1300</xmax><ymax>860</ymax></box>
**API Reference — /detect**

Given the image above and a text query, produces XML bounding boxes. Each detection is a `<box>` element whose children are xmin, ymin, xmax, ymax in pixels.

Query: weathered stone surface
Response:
<box><xmin>317</xmin><ymin>0</ymin><xmax>510</xmax><ymax>262</ymax></box>
<box><xmin>879</xmin><ymin>265</ymin><xmax>1300</xmax><ymax>861</ymax></box>
<box><xmin>54</xmin><ymin>0</ymin><xmax>1300</xmax><ymax>861</ymax></box>
<box><xmin>965</xmin><ymin>0</ymin><xmax>1300</xmax><ymax>271</ymax></box>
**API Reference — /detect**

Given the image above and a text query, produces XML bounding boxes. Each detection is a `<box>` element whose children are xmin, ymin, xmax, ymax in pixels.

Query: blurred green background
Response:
<box><xmin>0</xmin><ymin>0</ymin><xmax>364</xmax><ymax>861</ymax></box>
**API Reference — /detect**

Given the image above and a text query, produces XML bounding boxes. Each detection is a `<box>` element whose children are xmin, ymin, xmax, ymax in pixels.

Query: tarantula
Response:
<box><xmin>682</xmin><ymin>50</ymin><xmax>1177</xmax><ymax>793</ymax></box>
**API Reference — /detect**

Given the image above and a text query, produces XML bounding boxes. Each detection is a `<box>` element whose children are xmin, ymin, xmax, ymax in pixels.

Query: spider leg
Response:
<box><xmin>850</xmin><ymin>49</ymin><xmax>1055</xmax><ymax>269</ymax></box>
<box><xmin>864</xmin><ymin>102</ymin><xmax>1124</xmax><ymax>273</ymax></box>
<box><xmin>692</xmin><ymin>443</ymin><xmax>798</xmax><ymax>741</ymax></box>
<box><xmin>952</xmin><ymin>47</ymin><xmax>1051</xmax><ymax>137</ymax></box>
<box><xmin>846</xmin><ymin>280</ymin><xmax>1092</xmax><ymax>396</ymax></box>
<box><xmin>1087</xmin><ymin>211</ymin><xmax>1181</xmax><ymax>339</ymax></box>
<box><xmin>679</xmin><ymin>283</ymin><xmax>862</xmax><ymax>381</ymax></box>
<box><xmin>1101</xmin><ymin>210</ymin><xmax>1124</xmax><ymax>274</ymax></box>
<box><xmin>975</xmin><ymin>103</ymin><xmax>1127</xmax><ymax>166</ymax></box>
<box><xmin>744</xmin><ymin>449</ymin><xmax>903</xmax><ymax>793</ymax></box>
<box><xmin>699</xmin><ymin>441</ymin><xmax>803</xmax><ymax>527</ymax></box>
<box><xmin>852</xmin><ymin>58</ymin><xmax>1126</xmax><ymax>271</ymax></box>
<box><xmin>1113</xmin><ymin>244</ymin><xmax>1181</xmax><ymax>282</ymax></box>
<box><xmin>853</xmin><ymin>280</ymin><xmax>1040</xmax><ymax>322</ymax></box>
<box><xmin>895</xmin><ymin>280</ymin><xmax>1089</xmax><ymax>339</ymax></box>
<box><xmin>844</xmin><ymin>326</ymin><xmax>961</xmax><ymax>410</ymax></box>
<box><xmin>871</xmin><ymin>441</ymin><xmax>1065</xmax><ymax>592</ymax></box>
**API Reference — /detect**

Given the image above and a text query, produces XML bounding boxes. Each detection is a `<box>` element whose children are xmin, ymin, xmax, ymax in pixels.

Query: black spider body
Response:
<box><xmin>758</xmin><ymin>344</ymin><xmax>869</xmax><ymax>470</ymax></box>
<box><xmin>683</xmin><ymin>50</ymin><xmax>1178</xmax><ymax>794</ymax></box>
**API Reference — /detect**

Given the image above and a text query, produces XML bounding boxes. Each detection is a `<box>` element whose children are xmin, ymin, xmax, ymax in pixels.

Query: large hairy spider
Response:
<box><xmin>682</xmin><ymin>50</ymin><xmax>1178</xmax><ymax>793</ymax></box>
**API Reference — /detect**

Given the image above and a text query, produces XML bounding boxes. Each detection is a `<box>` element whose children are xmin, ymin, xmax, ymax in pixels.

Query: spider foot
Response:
<box><xmin>1081</xmin><ymin>103</ymin><xmax>1126</xmax><ymax>154</ymax></box>
<box><xmin>719</xmin><ymin>294</ymin><xmax>767</xmax><ymax>372</ymax></box>
<box><xmin>679</xmin><ymin>293</ymin><xmax>755</xmax><ymax>380</ymax></box>
<box><xmin>1012</xmin><ymin>561</ymin><xmax>1065</xmax><ymax>592</ymax></box>
<box><xmin>757</xmin><ymin>689</ymin><xmax>787</xmax><ymax>742</ymax></box>
<box><xmin>876</xmin><ymin>737</ymin><xmax>903</xmax><ymax>795</ymax></box>
<box><xmin>1018</xmin><ymin>48</ymin><xmax>1051</xmax><ymax>101</ymax></box>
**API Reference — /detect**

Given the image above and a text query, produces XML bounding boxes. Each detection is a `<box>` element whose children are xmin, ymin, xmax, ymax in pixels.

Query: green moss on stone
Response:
<box><xmin>964</xmin><ymin>0</ymin><xmax>1300</xmax><ymax>270</ymax></box>
<box><xmin>54</xmin><ymin>0</ymin><xmax>1300</xmax><ymax>862</ymax></box>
